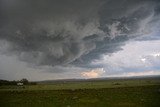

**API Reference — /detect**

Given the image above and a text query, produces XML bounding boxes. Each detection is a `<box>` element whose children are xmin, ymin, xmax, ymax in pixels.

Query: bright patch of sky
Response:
<box><xmin>91</xmin><ymin>40</ymin><xmax>160</xmax><ymax>77</ymax></box>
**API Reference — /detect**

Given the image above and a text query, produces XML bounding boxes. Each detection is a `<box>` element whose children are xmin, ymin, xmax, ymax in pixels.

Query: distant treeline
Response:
<box><xmin>0</xmin><ymin>78</ymin><xmax>37</xmax><ymax>86</ymax></box>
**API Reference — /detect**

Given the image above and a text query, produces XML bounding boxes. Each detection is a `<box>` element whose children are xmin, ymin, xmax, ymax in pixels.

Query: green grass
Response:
<box><xmin>0</xmin><ymin>78</ymin><xmax>160</xmax><ymax>107</ymax></box>
<box><xmin>1</xmin><ymin>78</ymin><xmax>160</xmax><ymax>90</ymax></box>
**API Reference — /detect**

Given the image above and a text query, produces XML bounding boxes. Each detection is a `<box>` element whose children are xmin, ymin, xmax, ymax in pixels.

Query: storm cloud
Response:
<box><xmin>0</xmin><ymin>0</ymin><xmax>160</xmax><ymax>72</ymax></box>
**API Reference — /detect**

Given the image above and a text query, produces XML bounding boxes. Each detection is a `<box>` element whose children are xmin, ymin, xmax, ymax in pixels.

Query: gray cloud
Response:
<box><xmin>0</xmin><ymin>0</ymin><xmax>160</xmax><ymax>69</ymax></box>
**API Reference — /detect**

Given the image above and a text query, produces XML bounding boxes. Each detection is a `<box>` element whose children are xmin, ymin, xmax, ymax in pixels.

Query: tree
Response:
<box><xmin>20</xmin><ymin>78</ymin><xmax>29</xmax><ymax>85</ymax></box>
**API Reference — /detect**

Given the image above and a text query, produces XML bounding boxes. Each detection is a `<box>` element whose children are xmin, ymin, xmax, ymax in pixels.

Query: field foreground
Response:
<box><xmin>0</xmin><ymin>77</ymin><xmax>160</xmax><ymax>107</ymax></box>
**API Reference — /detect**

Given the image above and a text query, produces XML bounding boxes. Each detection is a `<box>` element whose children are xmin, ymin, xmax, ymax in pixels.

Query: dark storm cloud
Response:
<box><xmin>0</xmin><ymin>0</ymin><xmax>159</xmax><ymax>68</ymax></box>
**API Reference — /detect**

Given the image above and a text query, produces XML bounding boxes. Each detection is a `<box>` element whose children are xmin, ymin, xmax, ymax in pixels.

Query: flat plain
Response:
<box><xmin>0</xmin><ymin>77</ymin><xmax>160</xmax><ymax>107</ymax></box>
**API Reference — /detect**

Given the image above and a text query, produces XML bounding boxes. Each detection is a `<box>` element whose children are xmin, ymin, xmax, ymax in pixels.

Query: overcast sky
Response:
<box><xmin>0</xmin><ymin>0</ymin><xmax>160</xmax><ymax>81</ymax></box>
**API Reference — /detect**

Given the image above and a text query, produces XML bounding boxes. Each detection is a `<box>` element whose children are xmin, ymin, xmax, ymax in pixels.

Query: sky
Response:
<box><xmin>0</xmin><ymin>0</ymin><xmax>160</xmax><ymax>81</ymax></box>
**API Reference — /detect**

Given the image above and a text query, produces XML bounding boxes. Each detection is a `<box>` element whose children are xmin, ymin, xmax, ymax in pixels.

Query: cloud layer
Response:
<box><xmin>0</xmin><ymin>0</ymin><xmax>160</xmax><ymax>80</ymax></box>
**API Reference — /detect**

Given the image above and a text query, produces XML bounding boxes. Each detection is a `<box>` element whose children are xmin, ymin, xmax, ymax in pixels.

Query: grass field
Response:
<box><xmin>0</xmin><ymin>77</ymin><xmax>160</xmax><ymax>107</ymax></box>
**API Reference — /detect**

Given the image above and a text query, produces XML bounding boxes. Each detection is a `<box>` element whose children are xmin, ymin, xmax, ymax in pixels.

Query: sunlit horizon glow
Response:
<box><xmin>81</xmin><ymin>68</ymin><xmax>105</xmax><ymax>78</ymax></box>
